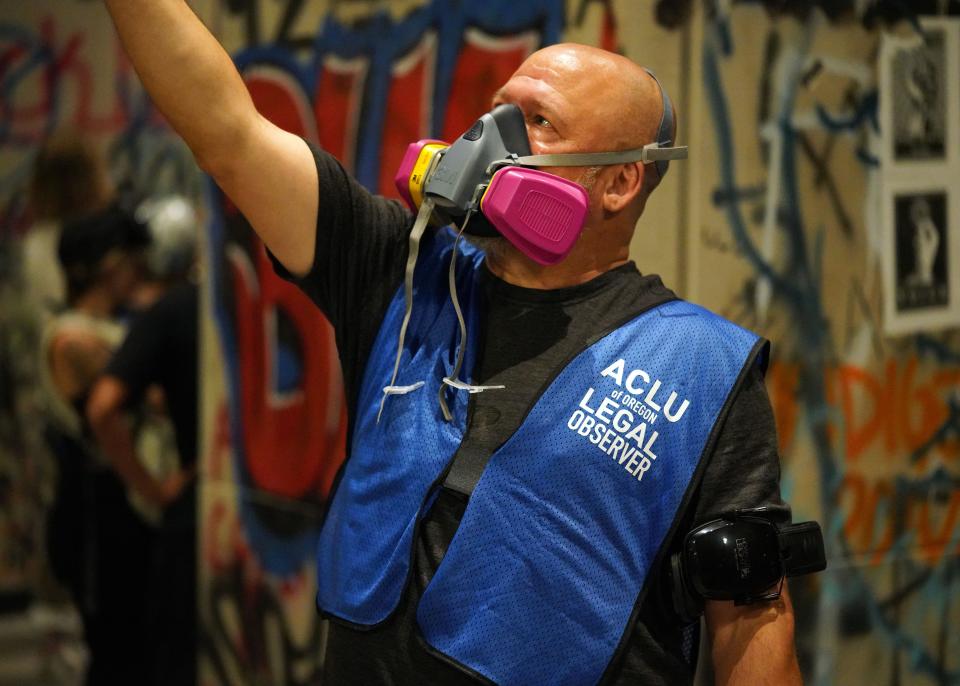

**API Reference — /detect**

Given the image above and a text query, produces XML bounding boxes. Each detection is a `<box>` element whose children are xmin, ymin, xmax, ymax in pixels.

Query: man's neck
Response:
<box><xmin>483</xmin><ymin>240</ymin><xmax>630</xmax><ymax>290</ymax></box>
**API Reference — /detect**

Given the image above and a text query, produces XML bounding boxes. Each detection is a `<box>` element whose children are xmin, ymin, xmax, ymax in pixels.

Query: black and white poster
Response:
<box><xmin>894</xmin><ymin>192</ymin><xmax>949</xmax><ymax>311</ymax></box>
<box><xmin>882</xmin><ymin>18</ymin><xmax>960</xmax><ymax>335</ymax></box>
<box><xmin>882</xmin><ymin>181</ymin><xmax>960</xmax><ymax>334</ymax></box>
<box><xmin>890</xmin><ymin>28</ymin><xmax>948</xmax><ymax>162</ymax></box>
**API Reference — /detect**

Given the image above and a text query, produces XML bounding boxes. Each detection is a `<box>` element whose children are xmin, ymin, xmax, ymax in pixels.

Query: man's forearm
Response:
<box><xmin>706</xmin><ymin>583</ymin><xmax>802</xmax><ymax>686</ymax></box>
<box><xmin>104</xmin><ymin>0</ymin><xmax>320</xmax><ymax>276</ymax></box>
<box><xmin>104</xmin><ymin>0</ymin><xmax>258</xmax><ymax>173</ymax></box>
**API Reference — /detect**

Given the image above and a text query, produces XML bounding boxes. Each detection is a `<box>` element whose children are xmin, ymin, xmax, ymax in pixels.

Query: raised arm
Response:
<box><xmin>104</xmin><ymin>0</ymin><xmax>317</xmax><ymax>276</ymax></box>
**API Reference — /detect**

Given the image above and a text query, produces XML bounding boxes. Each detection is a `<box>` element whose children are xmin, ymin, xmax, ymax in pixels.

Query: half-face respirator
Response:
<box><xmin>393</xmin><ymin>72</ymin><xmax>687</xmax><ymax>265</ymax></box>
<box><xmin>379</xmin><ymin>72</ymin><xmax>688</xmax><ymax>422</ymax></box>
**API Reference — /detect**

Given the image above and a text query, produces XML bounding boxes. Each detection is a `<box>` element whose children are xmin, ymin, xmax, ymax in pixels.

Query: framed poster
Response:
<box><xmin>881</xmin><ymin>181</ymin><xmax>960</xmax><ymax>334</ymax></box>
<box><xmin>890</xmin><ymin>25</ymin><xmax>948</xmax><ymax>162</ymax></box>
<box><xmin>881</xmin><ymin>17</ymin><xmax>960</xmax><ymax>334</ymax></box>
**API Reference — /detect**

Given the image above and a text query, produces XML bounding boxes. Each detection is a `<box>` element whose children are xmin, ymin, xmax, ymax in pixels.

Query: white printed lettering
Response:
<box><xmin>578</xmin><ymin>416</ymin><xmax>596</xmax><ymax>437</ymax></box>
<box><xmin>663</xmin><ymin>393</ymin><xmax>690</xmax><ymax>423</ymax></box>
<box><xmin>591</xmin><ymin>422</ymin><xmax>605</xmax><ymax>445</ymax></box>
<box><xmin>607</xmin><ymin>435</ymin><xmax>626</xmax><ymax>456</ymax></box>
<box><xmin>598</xmin><ymin>427</ymin><xmax>616</xmax><ymax>451</ymax></box>
<box><xmin>600</xmin><ymin>359</ymin><xmax>625</xmax><ymax>386</ymax></box>
<box><xmin>635</xmin><ymin>456</ymin><xmax>652</xmax><ymax>480</ymax></box>
<box><xmin>596</xmin><ymin>397</ymin><xmax>618</xmax><ymax>423</ymax></box>
<box><xmin>612</xmin><ymin>408</ymin><xmax>634</xmax><ymax>433</ymax></box>
<box><xmin>626</xmin><ymin>421</ymin><xmax>647</xmax><ymax>448</ymax></box>
<box><xmin>643</xmin><ymin>431</ymin><xmax>659</xmax><ymax>460</ymax></box>
<box><xmin>644</xmin><ymin>380</ymin><xmax>663</xmax><ymax>411</ymax></box>
<box><xmin>625</xmin><ymin>369</ymin><xmax>650</xmax><ymax>395</ymax></box>
<box><xmin>579</xmin><ymin>387</ymin><xmax>598</xmax><ymax>414</ymax></box>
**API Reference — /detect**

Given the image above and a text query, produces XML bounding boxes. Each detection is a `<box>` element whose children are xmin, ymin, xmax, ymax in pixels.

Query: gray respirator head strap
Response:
<box><xmin>511</xmin><ymin>69</ymin><xmax>686</xmax><ymax>178</ymax></box>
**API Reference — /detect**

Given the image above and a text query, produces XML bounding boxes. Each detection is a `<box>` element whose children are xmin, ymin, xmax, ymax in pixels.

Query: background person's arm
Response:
<box><xmin>705</xmin><ymin>583</ymin><xmax>803</xmax><ymax>686</ymax></box>
<box><xmin>104</xmin><ymin>0</ymin><xmax>317</xmax><ymax>276</ymax></box>
<box><xmin>87</xmin><ymin>376</ymin><xmax>188</xmax><ymax>508</ymax></box>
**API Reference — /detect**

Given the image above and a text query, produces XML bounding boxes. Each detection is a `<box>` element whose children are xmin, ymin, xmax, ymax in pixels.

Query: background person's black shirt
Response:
<box><xmin>106</xmin><ymin>281</ymin><xmax>199</xmax><ymax>467</ymax></box>
<box><xmin>273</xmin><ymin>145</ymin><xmax>787</xmax><ymax>685</ymax></box>
<box><xmin>103</xmin><ymin>281</ymin><xmax>200</xmax><ymax>686</ymax></box>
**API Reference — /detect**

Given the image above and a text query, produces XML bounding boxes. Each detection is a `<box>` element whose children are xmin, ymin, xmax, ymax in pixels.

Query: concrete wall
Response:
<box><xmin>0</xmin><ymin>1</ymin><xmax>957</xmax><ymax>684</ymax></box>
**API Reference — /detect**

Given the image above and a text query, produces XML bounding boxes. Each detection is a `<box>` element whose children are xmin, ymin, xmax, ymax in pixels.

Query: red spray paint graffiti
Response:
<box><xmin>769</xmin><ymin>357</ymin><xmax>960</xmax><ymax>563</ymax></box>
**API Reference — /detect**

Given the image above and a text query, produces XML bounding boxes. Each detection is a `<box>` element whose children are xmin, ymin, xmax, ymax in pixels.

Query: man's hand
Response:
<box><xmin>705</xmin><ymin>582</ymin><xmax>802</xmax><ymax>686</ymax></box>
<box><xmin>103</xmin><ymin>0</ymin><xmax>318</xmax><ymax>276</ymax></box>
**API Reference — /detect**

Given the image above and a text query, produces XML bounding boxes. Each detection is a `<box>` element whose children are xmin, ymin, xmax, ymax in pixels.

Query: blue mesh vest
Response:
<box><xmin>316</xmin><ymin>229</ymin><xmax>767</xmax><ymax>685</ymax></box>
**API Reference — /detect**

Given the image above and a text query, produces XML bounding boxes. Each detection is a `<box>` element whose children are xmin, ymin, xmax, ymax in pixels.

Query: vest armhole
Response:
<box><xmin>413</xmin><ymin>621</ymin><xmax>499</xmax><ymax>685</ymax></box>
<box><xmin>755</xmin><ymin>339</ymin><xmax>772</xmax><ymax>377</ymax></box>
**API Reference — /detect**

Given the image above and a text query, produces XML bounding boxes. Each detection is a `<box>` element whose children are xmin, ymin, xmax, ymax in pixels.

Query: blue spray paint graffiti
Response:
<box><xmin>704</xmin><ymin>10</ymin><xmax>959</xmax><ymax>684</ymax></box>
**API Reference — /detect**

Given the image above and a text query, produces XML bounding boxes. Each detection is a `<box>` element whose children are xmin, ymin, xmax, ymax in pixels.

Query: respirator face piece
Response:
<box><xmin>393</xmin><ymin>71</ymin><xmax>688</xmax><ymax>265</ymax></box>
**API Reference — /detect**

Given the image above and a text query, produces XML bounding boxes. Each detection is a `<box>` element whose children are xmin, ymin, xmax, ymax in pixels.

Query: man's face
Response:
<box><xmin>465</xmin><ymin>45</ymin><xmax>663</xmax><ymax>262</ymax></box>
<box><xmin>489</xmin><ymin>45</ymin><xmax>658</xmax><ymax>215</ymax></box>
<box><xmin>490</xmin><ymin>52</ymin><xmax>603</xmax><ymax>192</ymax></box>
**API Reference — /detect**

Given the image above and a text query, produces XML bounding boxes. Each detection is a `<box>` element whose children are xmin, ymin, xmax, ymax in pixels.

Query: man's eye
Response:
<box><xmin>533</xmin><ymin>114</ymin><xmax>552</xmax><ymax>128</ymax></box>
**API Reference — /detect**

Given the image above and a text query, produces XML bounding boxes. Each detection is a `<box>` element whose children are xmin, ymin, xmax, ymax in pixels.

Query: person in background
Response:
<box><xmin>1</xmin><ymin>134</ymin><xmax>112</xmax><ymax>613</ymax></box>
<box><xmin>87</xmin><ymin>195</ymin><xmax>200</xmax><ymax>686</ymax></box>
<box><xmin>23</xmin><ymin>131</ymin><xmax>114</xmax><ymax>318</ymax></box>
<box><xmin>39</xmin><ymin>205</ymin><xmax>157</xmax><ymax>685</ymax></box>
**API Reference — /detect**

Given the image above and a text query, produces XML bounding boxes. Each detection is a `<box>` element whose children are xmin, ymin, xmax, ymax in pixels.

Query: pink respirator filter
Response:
<box><xmin>480</xmin><ymin>167</ymin><xmax>590</xmax><ymax>265</ymax></box>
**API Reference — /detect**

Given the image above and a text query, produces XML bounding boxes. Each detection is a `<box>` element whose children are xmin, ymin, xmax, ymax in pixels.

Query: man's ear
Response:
<box><xmin>601</xmin><ymin>161</ymin><xmax>645</xmax><ymax>214</ymax></box>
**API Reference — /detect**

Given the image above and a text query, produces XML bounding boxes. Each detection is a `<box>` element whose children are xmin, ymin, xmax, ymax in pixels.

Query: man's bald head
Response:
<box><xmin>478</xmin><ymin>43</ymin><xmax>679</xmax><ymax>281</ymax></box>
<box><xmin>493</xmin><ymin>43</ymin><xmax>676</xmax><ymax>218</ymax></box>
<box><xmin>519</xmin><ymin>44</ymin><xmax>666</xmax><ymax>151</ymax></box>
<box><xmin>502</xmin><ymin>43</ymin><xmax>663</xmax><ymax>156</ymax></box>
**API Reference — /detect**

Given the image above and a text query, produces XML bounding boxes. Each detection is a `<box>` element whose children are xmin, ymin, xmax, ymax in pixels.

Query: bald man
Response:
<box><xmin>106</xmin><ymin>3</ymin><xmax>801</xmax><ymax>685</ymax></box>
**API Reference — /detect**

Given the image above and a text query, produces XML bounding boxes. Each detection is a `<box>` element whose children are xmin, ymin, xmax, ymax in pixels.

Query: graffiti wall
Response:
<box><xmin>1</xmin><ymin>1</ymin><xmax>958</xmax><ymax>685</ymax></box>
<box><xmin>685</xmin><ymin>3</ymin><xmax>960</xmax><ymax>684</ymax></box>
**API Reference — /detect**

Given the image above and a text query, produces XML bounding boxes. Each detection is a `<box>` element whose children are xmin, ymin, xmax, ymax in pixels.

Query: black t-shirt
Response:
<box><xmin>106</xmin><ymin>282</ymin><xmax>199</xmax><ymax>467</ymax></box>
<box><xmin>276</xmin><ymin>145</ymin><xmax>786</xmax><ymax>685</ymax></box>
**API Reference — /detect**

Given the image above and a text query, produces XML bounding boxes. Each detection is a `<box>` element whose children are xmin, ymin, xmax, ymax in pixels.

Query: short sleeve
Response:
<box><xmin>691</xmin><ymin>363</ymin><xmax>789</xmax><ymax>524</ymax></box>
<box><xmin>266</xmin><ymin>143</ymin><xmax>416</xmax><ymax>420</ymax></box>
<box><xmin>269</xmin><ymin>143</ymin><xmax>413</xmax><ymax>333</ymax></box>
